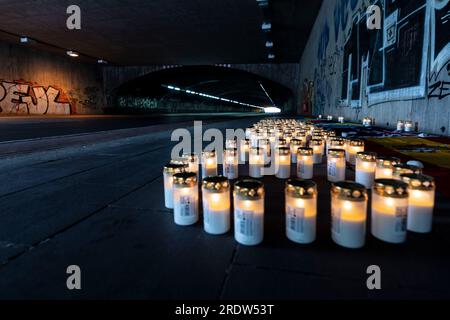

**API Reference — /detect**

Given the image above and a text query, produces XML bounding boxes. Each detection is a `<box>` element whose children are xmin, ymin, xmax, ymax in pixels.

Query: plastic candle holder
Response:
<box><xmin>371</xmin><ymin>179</ymin><xmax>409</xmax><ymax>244</ymax></box>
<box><xmin>233</xmin><ymin>179</ymin><xmax>265</xmax><ymax>246</ymax></box>
<box><xmin>275</xmin><ymin>147</ymin><xmax>291</xmax><ymax>179</ymax></box>
<box><xmin>310</xmin><ymin>139</ymin><xmax>324</xmax><ymax>164</ymax></box>
<box><xmin>182</xmin><ymin>153</ymin><xmax>199</xmax><ymax>178</ymax></box>
<box><xmin>392</xmin><ymin>164</ymin><xmax>422</xmax><ymax>180</ymax></box>
<box><xmin>240</xmin><ymin>139</ymin><xmax>251</xmax><ymax>163</ymax></box>
<box><xmin>355</xmin><ymin>152</ymin><xmax>377</xmax><ymax>189</ymax></box>
<box><xmin>202</xmin><ymin>176</ymin><xmax>231</xmax><ymax>235</ymax></box>
<box><xmin>163</xmin><ymin>163</ymin><xmax>186</xmax><ymax>209</ymax></box>
<box><xmin>223</xmin><ymin>148</ymin><xmax>239</xmax><ymax>180</ymax></box>
<box><xmin>375</xmin><ymin>157</ymin><xmax>401</xmax><ymax>179</ymax></box>
<box><xmin>346</xmin><ymin>139</ymin><xmax>365</xmax><ymax>165</ymax></box>
<box><xmin>285</xmin><ymin>179</ymin><xmax>318</xmax><ymax>244</ymax></box>
<box><xmin>401</xmin><ymin>174</ymin><xmax>435</xmax><ymax>234</ymax></box>
<box><xmin>296</xmin><ymin>148</ymin><xmax>314</xmax><ymax>179</ymax></box>
<box><xmin>258</xmin><ymin>138</ymin><xmax>271</xmax><ymax>164</ymax></box>
<box><xmin>202</xmin><ymin>150</ymin><xmax>218</xmax><ymax>178</ymax></box>
<box><xmin>249</xmin><ymin>147</ymin><xmax>265</xmax><ymax>178</ymax></box>
<box><xmin>404</xmin><ymin>121</ymin><xmax>414</xmax><ymax>132</ymax></box>
<box><xmin>331</xmin><ymin>181</ymin><xmax>368</xmax><ymax>249</ymax></box>
<box><xmin>397</xmin><ymin>120</ymin><xmax>405</xmax><ymax>131</ymax></box>
<box><xmin>327</xmin><ymin>149</ymin><xmax>346</xmax><ymax>182</ymax></box>
<box><xmin>173</xmin><ymin>172</ymin><xmax>199</xmax><ymax>226</ymax></box>
<box><xmin>290</xmin><ymin>139</ymin><xmax>303</xmax><ymax>163</ymax></box>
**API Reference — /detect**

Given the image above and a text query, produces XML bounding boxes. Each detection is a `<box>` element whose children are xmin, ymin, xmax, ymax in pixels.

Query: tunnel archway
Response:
<box><xmin>108</xmin><ymin>66</ymin><xmax>293</xmax><ymax>114</ymax></box>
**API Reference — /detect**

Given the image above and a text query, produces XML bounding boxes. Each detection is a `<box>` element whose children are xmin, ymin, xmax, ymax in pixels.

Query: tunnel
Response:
<box><xmin>0</xmin><ymin>0</ymin><xmax>449</xmax><ymax>307</ymax></box>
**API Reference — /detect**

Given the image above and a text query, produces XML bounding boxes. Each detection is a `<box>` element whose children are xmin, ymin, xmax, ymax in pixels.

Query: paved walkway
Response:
<box><xmin>0</xmin><ymin>116</ymin><xmax>449</xmax><ymax>299</ymax></box>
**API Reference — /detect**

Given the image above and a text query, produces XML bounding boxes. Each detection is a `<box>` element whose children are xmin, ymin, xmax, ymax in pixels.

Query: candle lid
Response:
<box><xmin>331</xmin><ymin>181</ymin><xmax>367</xmax><ymax>201</ymax></box>
<box><xmin>348</xmin><ymin>139</ymin><xmax>365</xmax><ymax>147</ymax></box>
<box><xmin>328</xmin><ymin>149</ymin><xmax>345</xmax><ymax>157</ymax></box>
<box><xmin>393</xmin><ymin>164</ymin><xmax>422</xmax><ymax>177</ymax></box>
<box><xmin>234</xmin><ymin>179</ymin><xmax>265</xmax><ymax>200</ymax></box>
<box><xmin>330</xmin><ymin>139</ymin><xmax>345</xmax><ymax>146</ymax></box>
<box><xmin>173</xmin><ymin>172</ymin><xmax>197</xmax><ymax>187</ymax></box>
<box><xmin>224</xmin><ymin>148</ymin><xmax>238</xmax><ymax>156</ymax></box>
<box><xmin>376</xmin><ymin>157</ymin><xmax>401</xmax><ymax>168</ymax></box>
<box><xmin>276</xmin><ymin>147</ymin><xmax>290</xmax><ymax>155</ymax></box>
<box><xmin>357</xmin><ymin>152</ymin><xmax>377</xmax><ymax>161</ymax></box>
<box><xmin>373</xmin><ymin>179</ymin><xmax>409</xmax><ymax>198</ymax></box>
<box><xmin>290</xmin><ymin>138</ymin><xmax>302</xmax><ymax>146</ymax></box>
<box><xmin>202</xmin><ymin>150</ymin><xmax>216</xmax><ymax>157</ymax></box>
<box><xmin>277</xmin><ymin>138</ymin><xmax>288</xmax><ymax>145</ymax></box>
<box><xmin>297</xmin><ymin>147</ymin><xmax>314</xmax><ymax>156</ymax></box>
<box><xmin>286</xmin><ymin>179</ymin><xmax>317</xmax><ymax>198</ymax></box>
<box><xmin>164</xmin><ymin>163</ymin><xmax>186</xmax><ymax>174</ymax></box>
<box><xmin>202</xmin><ymin>176</ymin><xmax>230</xmax><ymax>192</ymax></box>
<box><xmin>310</xmin><ymin>139</ymin><xmax>323</xmax><ymax>146</ymax></box>
<box><xmin>170</xmin><ymin>158</ymin><xmax>189</xmax><ymax>166</ymax></box>
<box><xmin>182</xmin><ymin>153</ymin><xmax>199</xmax><ymax>162</ymax></box>
<box><xmin>400</xmin><ymin>174</ymin><xmax>435</xmax><ymax>191</ymax></box>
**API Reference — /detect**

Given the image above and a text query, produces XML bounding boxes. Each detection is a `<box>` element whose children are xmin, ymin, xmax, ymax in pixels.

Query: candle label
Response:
<box><xmin>287</xmin><ymin>206</ymin><xmax>305</xmax><ymax>234</ymax></box>
<box><xmin>394</xmin><ymin>206</ymin><xmax>408</xmax><ymax>233</ymax></box>
<box><xmin>332</xmin><ymin>207</ymin><xmax>342</xmax><ymax>234</ymax></box>
<box><xmin>236</xmin><ymin>210</ymin><xmax>254</xmax><ymax>237</ymax></box>
<box><xmin>328</xmin><ymin>162</ymin><xmax>337</xmax><ymax>177</ymax></box>
<box><xmin>180</xmin><ymin>196</ymin><xmax>195</xmax><ymax>217</ymax></box>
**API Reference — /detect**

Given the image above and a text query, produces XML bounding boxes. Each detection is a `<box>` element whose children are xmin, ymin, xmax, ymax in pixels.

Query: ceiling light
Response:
<box><xmin>20</xmin><ymin>36</ymin><xmax>29</xmax><ymax>44</ymax></box>
<box><xmin>261</xmin><ymin>22</ymin><xmax>272</xmax><ymax>32</ymax></box>
<box><xmin>66</xmin><ymin>50</ymin><xmax>79</xmax><ymax>57</ymax></box>
<box><xmin>265</xmin><ymin>41</ymin><xmax>274</xmax><ymax>48</ymax></box>
<box><xmin>97</xmin><ymin>59</ymin><xmax>108</xmax><ymax>64</ymax></box>
<box><xmin>264</xmin><ymin>107</ymin><xmax>281</xmax><ymax>114</ymax></box>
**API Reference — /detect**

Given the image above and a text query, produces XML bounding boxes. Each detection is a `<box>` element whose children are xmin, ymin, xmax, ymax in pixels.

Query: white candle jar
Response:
<box><xmin>404</xmin><ymin>121</ymin><xmax>414</xmax><ymax>132</ymax></box>
<box><xmin>371</xmin><ymin>179</ymin><xmax>409</xmax><ymax>243</ymax></box>
<box><xmin>346</xmin><ymin>140</ymin><xmax>365</xmax><ymax>165</ymax></box>
<box><xmin>249</xmin><ymin>147</ymin><xmax>265</xmax><ymax>178</ymax></box>
<box><xmin>375</xmin><ymin>157</ymin><xmax>401</xmax><ymax>179</ymax></box>
<box><xmin>290</xmin><ymin>139</ymin><xmax>303</xmax><ymax>164</ymax></box>
<box><xmin>240</xmin><ymin>139</ymin><xmax>251</xmax><ymax>163</ymax></box>
<box><xmin>202</xmin><ymin>176</ymin><xmax>231</xmax><ymax>235</ymax></box>
<box><xmin>182</xmin><ymin>153</ymin><xmax>199</xmax><ymax>178</ymax></box>
<box><xmin>401</xmin><ymin>174</ymin><xmax>435</xmax><ymax>234</ymax></box>
<box><xmin>223</xmin><ymin>148</ymin><xmax>239</xmax><ymax>180</ymax></box>
<box><xmin>234</xmin><ymin>179</ymin><xmax>265</xmax><ymax>246</ymax></box>
<box><xmin>226</xmin><ymin>139</ymin><xmax>238</xmax><ymax>149</ymax></box>
<box><xmin>163</xmin><ymin>163</ymin><xmax>186</xmax><ymax>209</ymax></box>
<box><xmin>275</xmin><ymin>147</ymin><xmax>291</xmax><ymax>179</ymax></box>
<box><xmin>173</xmin><ymin>172</ymin><xmax>199</xmax><ymax>226</ymax></box>
<box><xmin>331</xmin><ymin>182</ymin><xmax>368</xmax><ymax>249</ymax></box>
<box><xmin>327</xmin><ymin>149</ymin><xmax>346</xmax><ymax>182</ymax></box>
<box><xmin>285</xmin><ymin>179</ymin><xmax>318</xmax><ymax>244</ymax></box>
<box><xmin>355</xmin><ymin>152</ymin><xmax>377</xmax><ymax>189</ymax></box>
<box><xmin>276</xmin><ymin>138</ymin><xmax>288</xmax><ymax>148</ymax></box>
<box><xmin>329</xmin><ymin>138</ymin><xmax>346</xmax><ymax>155</ymax></box>
<box><xmin>202</xmin><ymin>150</ymin><xmax>218</xmax><ymax>178</ymax></box>
<box><xmin>338</xmin><ymin>116</ymin><xmax>345</xmax><ymax>123</ymax></box>
<box><xmin>258</xmin><ymin>138</ymin><xmax>271</xmax><ymax>164</ymax></box>
<box><xmin>297</xmin><ymin>148</ymin><xmax>314</xmax><ymax>179</ymax></box>
<box><xmin>397</xmin><ymin>120</ymin><xmax>405</xmax><ymax>131</ymax></box>
<box><xmin>310</xmin><ymin>139</ymin><xmax>324</xmax><ymax>164</ymax></box>
<box><xmin>392</xmin><ymin>164</ymin><xmax>422</xmax><ymax>180</ymax></box>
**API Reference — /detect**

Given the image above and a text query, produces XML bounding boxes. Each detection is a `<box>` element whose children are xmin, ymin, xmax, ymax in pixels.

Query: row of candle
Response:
<box><xmin>163</xmin><ymin>170</ymin><xmax>436</xmax><ymax>248</ymax></box>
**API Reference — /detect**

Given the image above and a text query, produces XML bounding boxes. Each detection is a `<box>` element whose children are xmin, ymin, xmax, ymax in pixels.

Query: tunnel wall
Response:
<box><xmin>0</xmin><ymin>42</ymin><xmax>105</xmax><ymax>115</ymax></box>
<box><xmin>299</xmin><ymin>0</ymin><xmax>450</xmax><ymax>135</ymax></box>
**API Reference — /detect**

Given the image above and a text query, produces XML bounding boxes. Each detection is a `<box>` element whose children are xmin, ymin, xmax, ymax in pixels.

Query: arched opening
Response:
<box><xmin>107</xmin><ymin>66</ymin><xmax>293</xmax><ymax>114</ymax></box>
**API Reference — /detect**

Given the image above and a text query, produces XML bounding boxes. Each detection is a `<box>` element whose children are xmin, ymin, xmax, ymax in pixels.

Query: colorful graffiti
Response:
<box><xmin>0</xmin><ymin>80</ymin><xmax>71</xmax><ymax>115</ymax></box>
<box><xmin>314</xmin><ymin>0</ymin><xmax>450</xmax><ymax>110</ymax></box>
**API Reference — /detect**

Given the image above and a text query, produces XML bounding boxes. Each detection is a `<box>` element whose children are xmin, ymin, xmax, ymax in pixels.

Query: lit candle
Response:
<box><xmin>329</xmin><ymin>138</ymin><xmax>346</xmax><ymax>155</ymax></box>
<box><xmin>249</xmin><ymin>147</ymin><xmax>265</xmax><ymax>178</ymax></box>
<box><xmin>163</xmin><ymin>163</ymin><xmax>186</xmax><ymax>209</ymax></box>
<box><xmin>338</xmin><ymin>116</ymin><xmax>345</xmax><ymax>123</ymax></box>
<box><xmin>285</xmin><ymin>179</ymin><xmax>317</xmax><ymax>244</ymax></box>
<box><xmin>346</xmin><ymin>139</ymin><xmax>365</xmax><ymax>165</ymax></box>
<box><xmin>401</xmin><ymin>174</ymin><xmax>435</xmax><ymax>234</ymax></box>
<box><xmin>290</xmin><ymin>139</ymin><xmax>303</xmax><ymax>164</ymax></box>
<box><xmin>277</xmin><ymin>138</ymin><xmax>288</xmax><ymax>148</ymax></box>
<box><xmin>397</xmin><ymin>120</ymin><xmax>405</xmax><ymax>132</ymax></box>
<box><xmin>202</xmin><ymin>176</ymin><xmax>231</xmax><ymax>235</ymax></box>
<box><xmin>275</xmin><ymin>147</ymin><xmax>291</xmax><ymax>179</ymax></box>
<box><xmin>234</xmin><ymin>179</ymin><xmax>265</xmax><ymax>246</ymax></box>
<box><xmin>310</xmin><ymin>139</ymin><xmax>324</xmax><ymax>164</ymax></box>
<box><xmin>404</xmin><ymin>121</ymin><xmax>414</xmax><ymax>132</ymax></box>
<box><xmin>173</xmin><ymin>172</ymin><xmax>199</xmax><ymax>226</ymax></box>
<box><xmin>240</xmin><ymin>139</ymin><xmax>250</xmax><ymax>163</ymax></box>
<box><xmin>371</xmin><ymin>179</ymin><xmax>409</xmax><ymax>243</ymax></box>
<box><xmin>296</xmin><ymin>148</ymin><xmax>314</xmax><ymax>179</ymax></box>
<box><xmin>355</xmin><ymin>152</ymin><xmax>377</xmax><ymax>188</ymax></box>
<box><xmin>182</xmin><ymin>153</ymin><xmax>199</xmax><ymax>179</ymax></box>
<box><xmin>202</xmin><ymin>150</ymin><xmax>218</xmax><ymax>178</ymax></box>
<box><xmin>392</xmin><ymin>164</ymin><xmax>422</xmax><ymax>180</ymax></box>
<box><xmin>327</xmin><ymin>149</ymin><xmax>346</xmax><ymax>182</ymax></box>
<box><xmin>223</xmin><ymin>148</ymin><xmax>239</xmax><ymax>180</ymax></box>
<box><xmin>331</xmin><ymin>182</ymin><xmax>368</xmax><ymax>249</ymax></box>
<box><xmin>375</xmin><ymin>157</ymin><xmax>401</xmax><ymax>179</ymax></box>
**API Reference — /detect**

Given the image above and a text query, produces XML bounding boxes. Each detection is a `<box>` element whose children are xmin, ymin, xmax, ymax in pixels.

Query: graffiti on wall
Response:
<box><xmin>313</xmin><ymin>0</ymin><xmax>450</xmax><ymax>111</ymax></box>
<box><xmin>0</xmin><ymin>80</ymin><xmax>71</xmax><ymax>115</ymax></box>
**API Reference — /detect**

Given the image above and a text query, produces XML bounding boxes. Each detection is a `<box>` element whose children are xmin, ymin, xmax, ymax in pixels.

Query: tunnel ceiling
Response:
<box><xmin>0</xmin><ymin>0</ymin><xmax>322</xmax><ymax>65</ymax></box>
<box><xmin>117</xmin><ymin>66</ymin><xmax>293</xmax><ymax>109</ymax></box>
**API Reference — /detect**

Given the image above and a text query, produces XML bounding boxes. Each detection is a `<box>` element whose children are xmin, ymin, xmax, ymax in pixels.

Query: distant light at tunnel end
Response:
<box><xmin>264</xmin><ymin>107</ymin><xmax>281</xmax><ymax>114</ymax></box>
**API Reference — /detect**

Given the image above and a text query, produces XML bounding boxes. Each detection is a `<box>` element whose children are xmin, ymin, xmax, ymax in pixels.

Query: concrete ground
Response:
<box><xmin>0</xmin><ymin>115</ymin><xmax>449</xmax><ymax>300</ymax></box>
